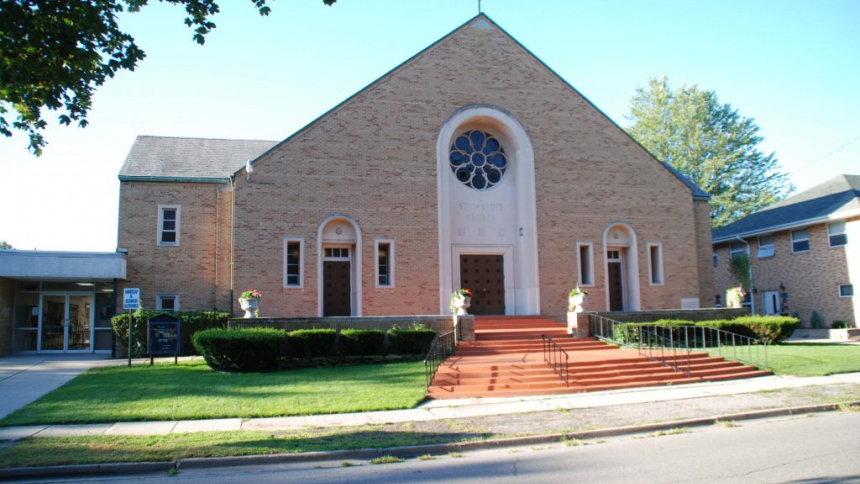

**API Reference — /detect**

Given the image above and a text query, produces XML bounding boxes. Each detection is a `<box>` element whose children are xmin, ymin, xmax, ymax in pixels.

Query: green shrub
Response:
<box><xmin>832</xmin><ymin>321</ymin><xmax>851</xmax><ymax>329</ymax></box>
<box><xmin>111</xmin><ymin>310</ymin><xmax>230</xmax><ymax>356</ymax></box>
<box><xmin>811</xmin><ymin>310</ymin><xmax>824</xmax><ymax>329</ymax></box>
<box><xmin>288</xmin><ymin>329</ymin><xmax>337</xmax><ymax>358</ymax></box>
<box><xmin>192</xmin><ymin>328</ymin><xmax>287</xmax><ymax>373</ymax></box>
<box><xmin>729</xmin><ymin>316</ymin><xmax>800</xmax><ymax>344</ymax></box>
<box><xmin>339</xmin><ymin>329</ymin><xmax>385</xmax><ymax>356</ymax></box>
<box><xmin>387</xmin><ymin>326</ymin><xmax>437</xmax><ymax>355</ymax></box>
<box><xmin>618</xmin><ymin>316</ymin><xmax>799</xmax><ymax>346</ymax></box>
<box><xmin>613</xmin><ymin>320</ymin><xmax>692</xmax><ymax>345</ymax></box>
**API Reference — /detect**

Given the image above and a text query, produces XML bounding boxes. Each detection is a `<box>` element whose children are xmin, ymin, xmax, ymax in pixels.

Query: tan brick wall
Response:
<box><xmin>714</xmin><ymin>217</ymin><xmax>858</xmax><ymax>327</ymax></box>
<box><xmin>0</xmin><ymin>277</ymin><xmax>13</xmax><ymax>356</ymax></box>
<box><xmin>227</xmin><ymin>20</ymin><xmax>708</xmax><ymax>319</ymax></box>
<box><xmin>117</xmin><ymin>181</ymin><xmax>227</xmax><ymax>311</ymax></box>
<box><xmin>693</xmin><ymin>200</ymin><xmax>716</xmax><ymax>306</ymax></box>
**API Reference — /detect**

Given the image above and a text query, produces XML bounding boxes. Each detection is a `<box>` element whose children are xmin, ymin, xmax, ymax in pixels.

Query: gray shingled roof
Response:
<box><xmin>119</xmin><ymin>136</ymin><xmax>277</xmax><ymax>182</ymax></box>
<box><xmin>713</xmin><ymin>174</ymin><xmax>860</xmax><ymax>242</ymax></box>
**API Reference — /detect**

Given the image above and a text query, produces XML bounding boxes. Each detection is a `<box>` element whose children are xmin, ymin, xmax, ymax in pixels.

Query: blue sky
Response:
<box><xmin>1</xmin><ymin>0</ymin><xmax>858</xmax><ymax>251</ymax></box>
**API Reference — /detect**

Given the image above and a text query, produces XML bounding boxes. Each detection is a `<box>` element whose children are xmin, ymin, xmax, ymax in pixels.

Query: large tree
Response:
<box><xmin>626</xmin><ymin>77</ymin><xmax>793</xmax><ymax>228</ymax></box>
<box><xmin>0</xmin><ymin>0</ymin><xmax>335</xmax><ymax>156</ymax></box>
<box><xmin>0</xmin><ymin>240</ymin><xmax>13</xmax><ymax>250</ymax></box>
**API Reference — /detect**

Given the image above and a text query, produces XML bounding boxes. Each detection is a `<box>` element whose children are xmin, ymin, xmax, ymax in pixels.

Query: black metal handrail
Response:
<box><xmin>542</xmin><ymin>334</ymin><xmax>569</xmax><ymax>386</ymax></box>
<box><xmin>589</xmin><ymin>314</ymin><xmax>769</xmax><ymax>372</ymax></box>
<box><xmin>424</xmin><ymin>330</ymin><xmax>458</xmax><ymax>388</ymax></box>
<box><xmin>638</xmin><ymin>326</ymin><xmax>693</xmax><ymax>376</ymax></box>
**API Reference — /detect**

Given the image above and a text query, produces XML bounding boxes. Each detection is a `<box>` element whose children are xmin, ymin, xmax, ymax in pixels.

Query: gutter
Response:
<box><xmin>118</xmin><ymin>176</ymin><xmax>231</xmax><ymax>184</ymax></box>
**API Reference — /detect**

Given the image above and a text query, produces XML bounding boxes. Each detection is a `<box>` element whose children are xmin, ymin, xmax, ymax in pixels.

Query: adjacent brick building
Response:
<box><xmin>114</xmin><ymin>14</ymin><xmax>716</xmax><ymax>323</ymax></box>
<box><xmin>713</xmin><ymin>174</ymin><xmax>859</xmax><ymax>328</ymax></box>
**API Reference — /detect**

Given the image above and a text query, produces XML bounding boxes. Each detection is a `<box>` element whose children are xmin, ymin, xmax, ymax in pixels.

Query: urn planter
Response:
<box><xmin>239</xmin><ymin>297</ymin><xmax>260</xmax><ymax>318</ymax></box>
<box><xmin>452</xmin><ymin>296</ymin><xmax>471</xmax><ymax>316</ymax></box>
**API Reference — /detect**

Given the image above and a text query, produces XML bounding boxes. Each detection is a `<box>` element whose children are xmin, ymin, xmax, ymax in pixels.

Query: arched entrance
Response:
<box><xmin>317</xmin><ymin>215</ymin><xmax>362</xmax><ymax>316</ymax></box>
<box><xmin>602</xmin><ymin>222</ymin><xmax>641</xmax><ymax>311</ymax></box>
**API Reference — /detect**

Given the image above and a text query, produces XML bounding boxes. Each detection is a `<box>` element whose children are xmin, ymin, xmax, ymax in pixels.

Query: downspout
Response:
<box><xmin>229</xmin><ymin>175</ymin><xmax>236</xmax><ymax>316</ymax></box>
<box><xmin>734</xmin><ymin>236</ymin><xmax>755</xmax><ymax>316</ymax></box>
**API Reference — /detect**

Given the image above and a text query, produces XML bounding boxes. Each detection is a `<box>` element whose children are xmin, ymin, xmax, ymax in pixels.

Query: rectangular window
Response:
<box><xmin>730</xmin><ymin>242</ymin><xmax>746</xmax><ymax>259</ymax></box>
<box><xmin>791</xmin><ymin>229</ymin><xmax>810</xmax><ymax>253</ymax></box>
<box><xmin>757</xmin><ymin>235</ymin><xmax>775</xmax><ymax>258</ymax></box>
<box><xmin>157</xmin><ymin>205</ymin><xmax>180</xmax><ymax>246</ymax></box>
<box><xmin>839</xmin><ymin>284</ymin><xmax>854</xmax><ymax>298</ymax></box>
<box><xmin>713</xmin><ymin>252</ymin><xmax>718</xmax><ymax>268</ymax></box>
<box><xmin>283</xmin><ymin>238</ymin><xmax>304</xmax><ymax>288</ymax></box>
<box><xmin>648</xmin><ymin>243</ymin><xmax>664</xmax><ymax>285</ymax></box>
<box><xmin>828</xmin><ymin>222</ymin><xmax>847</xmax><ymax>247</ymax></box>
<box><xmin>577</xmin><ymin>243</ymin><xmax>594</xmax><ymax>286</ymax></box>
<box><xmin>375</xmin><ymin>239</ymin><xmax>394</xmax><ymax>288</ymax></box>
<box><xmin>156</xmin><ymin>294</ymin><xmax>179</xmax><ymax>311</ymax></box>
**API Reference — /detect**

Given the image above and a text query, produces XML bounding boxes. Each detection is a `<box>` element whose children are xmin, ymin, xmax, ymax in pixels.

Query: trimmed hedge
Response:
<box><xmin>192</xmin><ymin>328</ymin><xmax>288</xmax><ymax>372</ymax></box>
<box><xmin>614</xmin><ymin>316</ymin><xmax>799</xmax><ymax>346</ymax></box>
<box><xmin>111</xmin><ymin>310</ymin><xmax>230</xmax><ymax>356</ymax></box>
<box><xmin>388</xmin><ymin>327</ymin><xmax>437</xmax><ymax>355</ymax></box>
<box><xmin>339</xmin><ymin>329</ymin><xmax>386</xmax><ymax>356</ymax></box>
<box><xmin>288</xmin><ymin>329</ymin><xmax>338</xmax><ymax>358</ymax></box>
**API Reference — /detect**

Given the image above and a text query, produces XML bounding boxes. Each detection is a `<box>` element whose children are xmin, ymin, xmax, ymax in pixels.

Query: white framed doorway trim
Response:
<box><xmin>452</xmin><ymin>245</ymin><xmax>516</xmax><ymax>316</ymax></box>
<box><xmin>37</xmin><ymin>291</ymin><xmax>95</xmax><ymax>353</ymax></box>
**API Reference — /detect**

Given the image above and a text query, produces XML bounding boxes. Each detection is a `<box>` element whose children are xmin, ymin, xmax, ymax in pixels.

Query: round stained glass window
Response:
<box><xmin>449</xmin><ymin>130</ymin><xmax>507</xmax><ymax>190</ymax></box>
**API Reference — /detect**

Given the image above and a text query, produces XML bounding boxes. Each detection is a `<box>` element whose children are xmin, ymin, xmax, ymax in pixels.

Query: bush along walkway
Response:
<box><xmin>1</xmin><ymin>376</ymin><xmax>859</xmax><ymax>473</ymax></box>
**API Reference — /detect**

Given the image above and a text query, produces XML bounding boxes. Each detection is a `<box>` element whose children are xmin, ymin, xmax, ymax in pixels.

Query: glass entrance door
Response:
<box><xmin>39</xmin><ymin>293</ymin><xmax>93</xmax><ymax>352</ymax></box>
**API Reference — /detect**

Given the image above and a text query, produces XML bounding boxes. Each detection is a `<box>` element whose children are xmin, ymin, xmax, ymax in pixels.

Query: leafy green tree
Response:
<box><xmin>626</xmin><ymin>77</ymin><xmax>793</xmax><ymax>228</ymax></box>
<box><xmin>0</xmin><ymin>240</ymin><xmax>13</xmax><ymax>250</ymax></box>
<box><xmin>0</xmin><ymin>0</ymin><xmax>336</xmax><ymax>156</ymax></box>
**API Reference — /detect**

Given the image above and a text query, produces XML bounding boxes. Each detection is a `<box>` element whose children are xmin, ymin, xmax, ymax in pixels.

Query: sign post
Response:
<box><xmin>123</xmin><ymin>288</ymin><xmax>141</xmax><ymax>367</ymax></box>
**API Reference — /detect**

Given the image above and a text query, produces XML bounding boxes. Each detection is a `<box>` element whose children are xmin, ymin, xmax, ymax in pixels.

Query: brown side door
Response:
<box><xmin>324</xmin><ymin>261</ymin><xmax>351</xmax><ymax>316</ymax></box>
<box><xmin>607</xmin><ymin>261</ymin><xmax>624</xmax><ymax>311</ymax></box>
<box><xmin>460</xmin><ymin>255</ymin><xmax>505</xmax><ymax>315</ymax></box>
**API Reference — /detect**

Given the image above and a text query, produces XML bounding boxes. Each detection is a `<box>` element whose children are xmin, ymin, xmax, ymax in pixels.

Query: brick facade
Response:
<box><xmin>713</xmin><ymin>217</ymin><xmax>858</xmax><ymax>327</ymax></box>
<box><xmin>117</xmin><ymin>17</ymin><xmax>715</xmax><ymax>320</ymax></box>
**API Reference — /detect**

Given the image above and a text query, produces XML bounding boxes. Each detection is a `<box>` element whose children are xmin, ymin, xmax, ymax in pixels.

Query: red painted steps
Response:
<box><xmin>427</xmin><ymin>315</ymin><xmax>771</xmax><ymax>399</ymax></box>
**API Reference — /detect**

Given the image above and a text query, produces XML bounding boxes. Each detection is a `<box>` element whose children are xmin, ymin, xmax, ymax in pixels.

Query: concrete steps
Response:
<box><xmin>427</xmin><ymin>315</ymin><xmax>771</xmax><ymax>399</ymax></box>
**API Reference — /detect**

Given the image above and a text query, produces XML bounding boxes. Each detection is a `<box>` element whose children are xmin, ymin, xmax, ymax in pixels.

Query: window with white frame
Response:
<box><xmin>828</xmin><ymin>222</ymin><xmax>847</xmax><ymax>247</ymax></box>
<box><xmin>157</xmin><ymin>205</ymin><xmax>180</xmax><ymax>246</ymax></box>
<box><xmin>647</xmin><ymin>243</ymin><xmax>664</xmax><ymax>285</ymax></box>
<box><xmin>375</xmin><ymin>239</ymin><xmax>394</xmax><ymax>287</ymax></box>
<box><xmin>713</xmin><ymin>252</ymin><xmax>718</xmax><ymax>267</ymax></box>
<box><xmin>577</xmin><ymin>243</ymin><xmax>594</xmax><ymax>286</ymax></box>
<box><xmin>730</xmin><ymin>242</ymin><xmax>746</xmax><ymax>259</ymax></box>
<box><xmin>791</xmin><ymin>229</ymin><xmax>810</xmax><ymax>253</ymax></box>
<box><xmin>283</xmin><ymin>238</ymin><xmax>304</xmax><ymax>287</ymax></box>
<box><xmin>757</xmin><ymin>235</ymin><xmax>775</xmax><ymax>258</ymax></box>
<box><xmin>839</xmin><ymin>284</ymin><xmax>854</xmax><ymax>298</ymax></box>
<box><xmin>157</xmin><ymin>294</ymin><xmax>179</xmax><ymax>311</ymax></box>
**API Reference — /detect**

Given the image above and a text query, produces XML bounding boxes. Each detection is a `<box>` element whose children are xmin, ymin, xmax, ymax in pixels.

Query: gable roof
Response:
<box><xmin>712</xmin><ymin>174</ymin><xmax>860</xmax><ymax>243</ymax></box>
<box><xmin>235</xmin><ymin>14</ymin><xmax>709</xmax><ymax>201</ymax></box>
<box><xmin>119</xmin><ymin>135</ymin><xmax>277</xmax><ymax>183</ymax></box>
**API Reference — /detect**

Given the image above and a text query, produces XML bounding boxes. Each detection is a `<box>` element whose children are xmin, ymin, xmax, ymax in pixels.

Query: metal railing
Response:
<box><xmin>542</xmin><ymin>334</ymin><xmax>570</xmax><ymax>386</ymax></box>
<box><xmin>424</xmin><ymin>330</ymin><xmax>458</xmax><ymax>388</ymax></box>
<box><xmin>589</xmin><ymin>314</ymin><xmax>769</xmax><ymax>374</ymax></box>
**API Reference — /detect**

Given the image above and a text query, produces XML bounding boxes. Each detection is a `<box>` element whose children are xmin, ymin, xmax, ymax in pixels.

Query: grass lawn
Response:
<box><xmin>762</xmin><ymin>344</ymin><xmax>860</xmax><ymax>376</ymax></box>
<box><xmin>0</xmin><ymin>360</ymin><xmax>426</xmax><ymax>427</ymax></box>
<box><xmin>0</xmin><ymin>425</ymin><xmax>493</xmax><ymax>468</ymax></box>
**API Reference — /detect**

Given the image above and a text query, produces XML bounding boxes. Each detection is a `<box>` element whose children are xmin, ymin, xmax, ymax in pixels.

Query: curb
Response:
<box><xmin>2</xmin><ymin>400</ymin><xmax>858</xmax><ymax>480</ymax></box>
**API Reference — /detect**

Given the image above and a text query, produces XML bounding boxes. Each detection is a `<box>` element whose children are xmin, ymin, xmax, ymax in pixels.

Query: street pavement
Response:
<box><xmin>14</xmin><ymin>408</ymin><xmax>860</xmax><ymax>483</ymax></box>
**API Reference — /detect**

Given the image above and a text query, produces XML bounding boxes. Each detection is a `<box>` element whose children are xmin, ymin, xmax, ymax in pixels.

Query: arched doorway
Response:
<box><xmin>317</xmin><ymin>215</ymin><xmax>362</xmax><ymax>317</ymax></box>
<box><xmin>602</xmin><ymin>222</ymin><xmax>641</xmax><ymax>311</ymax></box>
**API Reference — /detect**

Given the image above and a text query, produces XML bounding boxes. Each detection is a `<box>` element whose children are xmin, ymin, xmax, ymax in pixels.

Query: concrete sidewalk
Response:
<box><xmin>2</xmin><ymin>371</ymin><xmax>859</xmax><ymax>441</ymax></box>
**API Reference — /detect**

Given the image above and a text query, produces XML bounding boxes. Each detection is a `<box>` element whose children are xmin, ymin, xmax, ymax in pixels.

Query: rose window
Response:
<box><xmin>449</xmin><ymin>130</ymin><xmax>507</xmax><ymax>190</ymax></box>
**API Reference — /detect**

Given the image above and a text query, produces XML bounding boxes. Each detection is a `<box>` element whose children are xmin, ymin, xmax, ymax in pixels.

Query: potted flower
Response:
<box><xmin>451</xmin><ymin>288</ymin><xmax>472</xmax><ymax>315</ymax></box>
<box><xmin>568</xmin><ymin>286</ymin><xmax>588</xmax><ymax>310</ymax></box>
<box><xmin>239</xmin><ymin>288</ymin><xmax>262</xmax><ymax>318</ymax></box>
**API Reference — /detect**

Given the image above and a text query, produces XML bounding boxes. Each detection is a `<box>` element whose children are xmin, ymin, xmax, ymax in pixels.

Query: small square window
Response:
<box><xmin>791</xmin><ymin>229</ymin><xmax>809</xmax><ymax>253</ymax></box>
<box><xmin>758</xmin><ymin>235</ymin><xmax>775</xmax><ymax>258</ymax></box>
<box><xmin>730</xmin><ymin>242</ymin><xmax>746</xmax><ymax>259</ymax></box>
<box><xmin>839</xmin><ymin>284</ymin><xmax>854</xmax><ymax>298</ymax></box>
<box><xmin>828</xmin><ymin>222</ymin><xmax>847</xmax><ymax>247</ymax></box>
<box><xmin>157</xmin><ymin>294</ymin><xmax>179</xmax><ymax>311</ymax></box>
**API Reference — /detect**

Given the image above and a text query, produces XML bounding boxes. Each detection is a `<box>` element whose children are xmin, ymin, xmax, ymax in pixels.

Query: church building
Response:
<box><xmin>116</xmin><ymin>14</ymin><xmax>715</xmax><ymax>321</ymax></box>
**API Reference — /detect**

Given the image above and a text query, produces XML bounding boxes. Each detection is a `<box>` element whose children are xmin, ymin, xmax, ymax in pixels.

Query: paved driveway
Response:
<box><xmin>0</xmin><ymin>355</ymin><xmax>112</xmax><ymax>419</ymax></box>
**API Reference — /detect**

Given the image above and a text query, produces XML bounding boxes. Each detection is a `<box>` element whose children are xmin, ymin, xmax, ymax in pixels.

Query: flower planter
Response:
<box><xmin>239</xmin><ymin>297</ymin><xmax>260</xmax><ymax>319</ymax></box>
<box><xmin>452</xmin><ymin>296</ymin><xmax>471</xmax><ymax>316</ymax></box>
<box><xmin>568</xmin><ymin>294</ymin><xmax>585</xmax><ymax>309</ymax></box>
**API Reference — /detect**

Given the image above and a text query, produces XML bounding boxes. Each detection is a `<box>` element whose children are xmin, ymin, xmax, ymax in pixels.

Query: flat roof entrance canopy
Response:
<box><xmin>0</xmin><ymin>250</ymin><xmax>127</xmax><ymax>280</ymax></box>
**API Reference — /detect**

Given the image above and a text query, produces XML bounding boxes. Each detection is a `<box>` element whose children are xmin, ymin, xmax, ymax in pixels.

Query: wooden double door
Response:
<box><xmin>459</xmin><ymin>255</ymin><xmax>506</xmax><ymax>315</ymax></box>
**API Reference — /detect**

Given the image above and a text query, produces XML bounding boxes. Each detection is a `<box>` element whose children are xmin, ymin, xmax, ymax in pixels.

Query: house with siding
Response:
<box><xmin>712</xmin><ymin>174</ymin><xmax>859</xmax><ymax>327</ymax></box>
